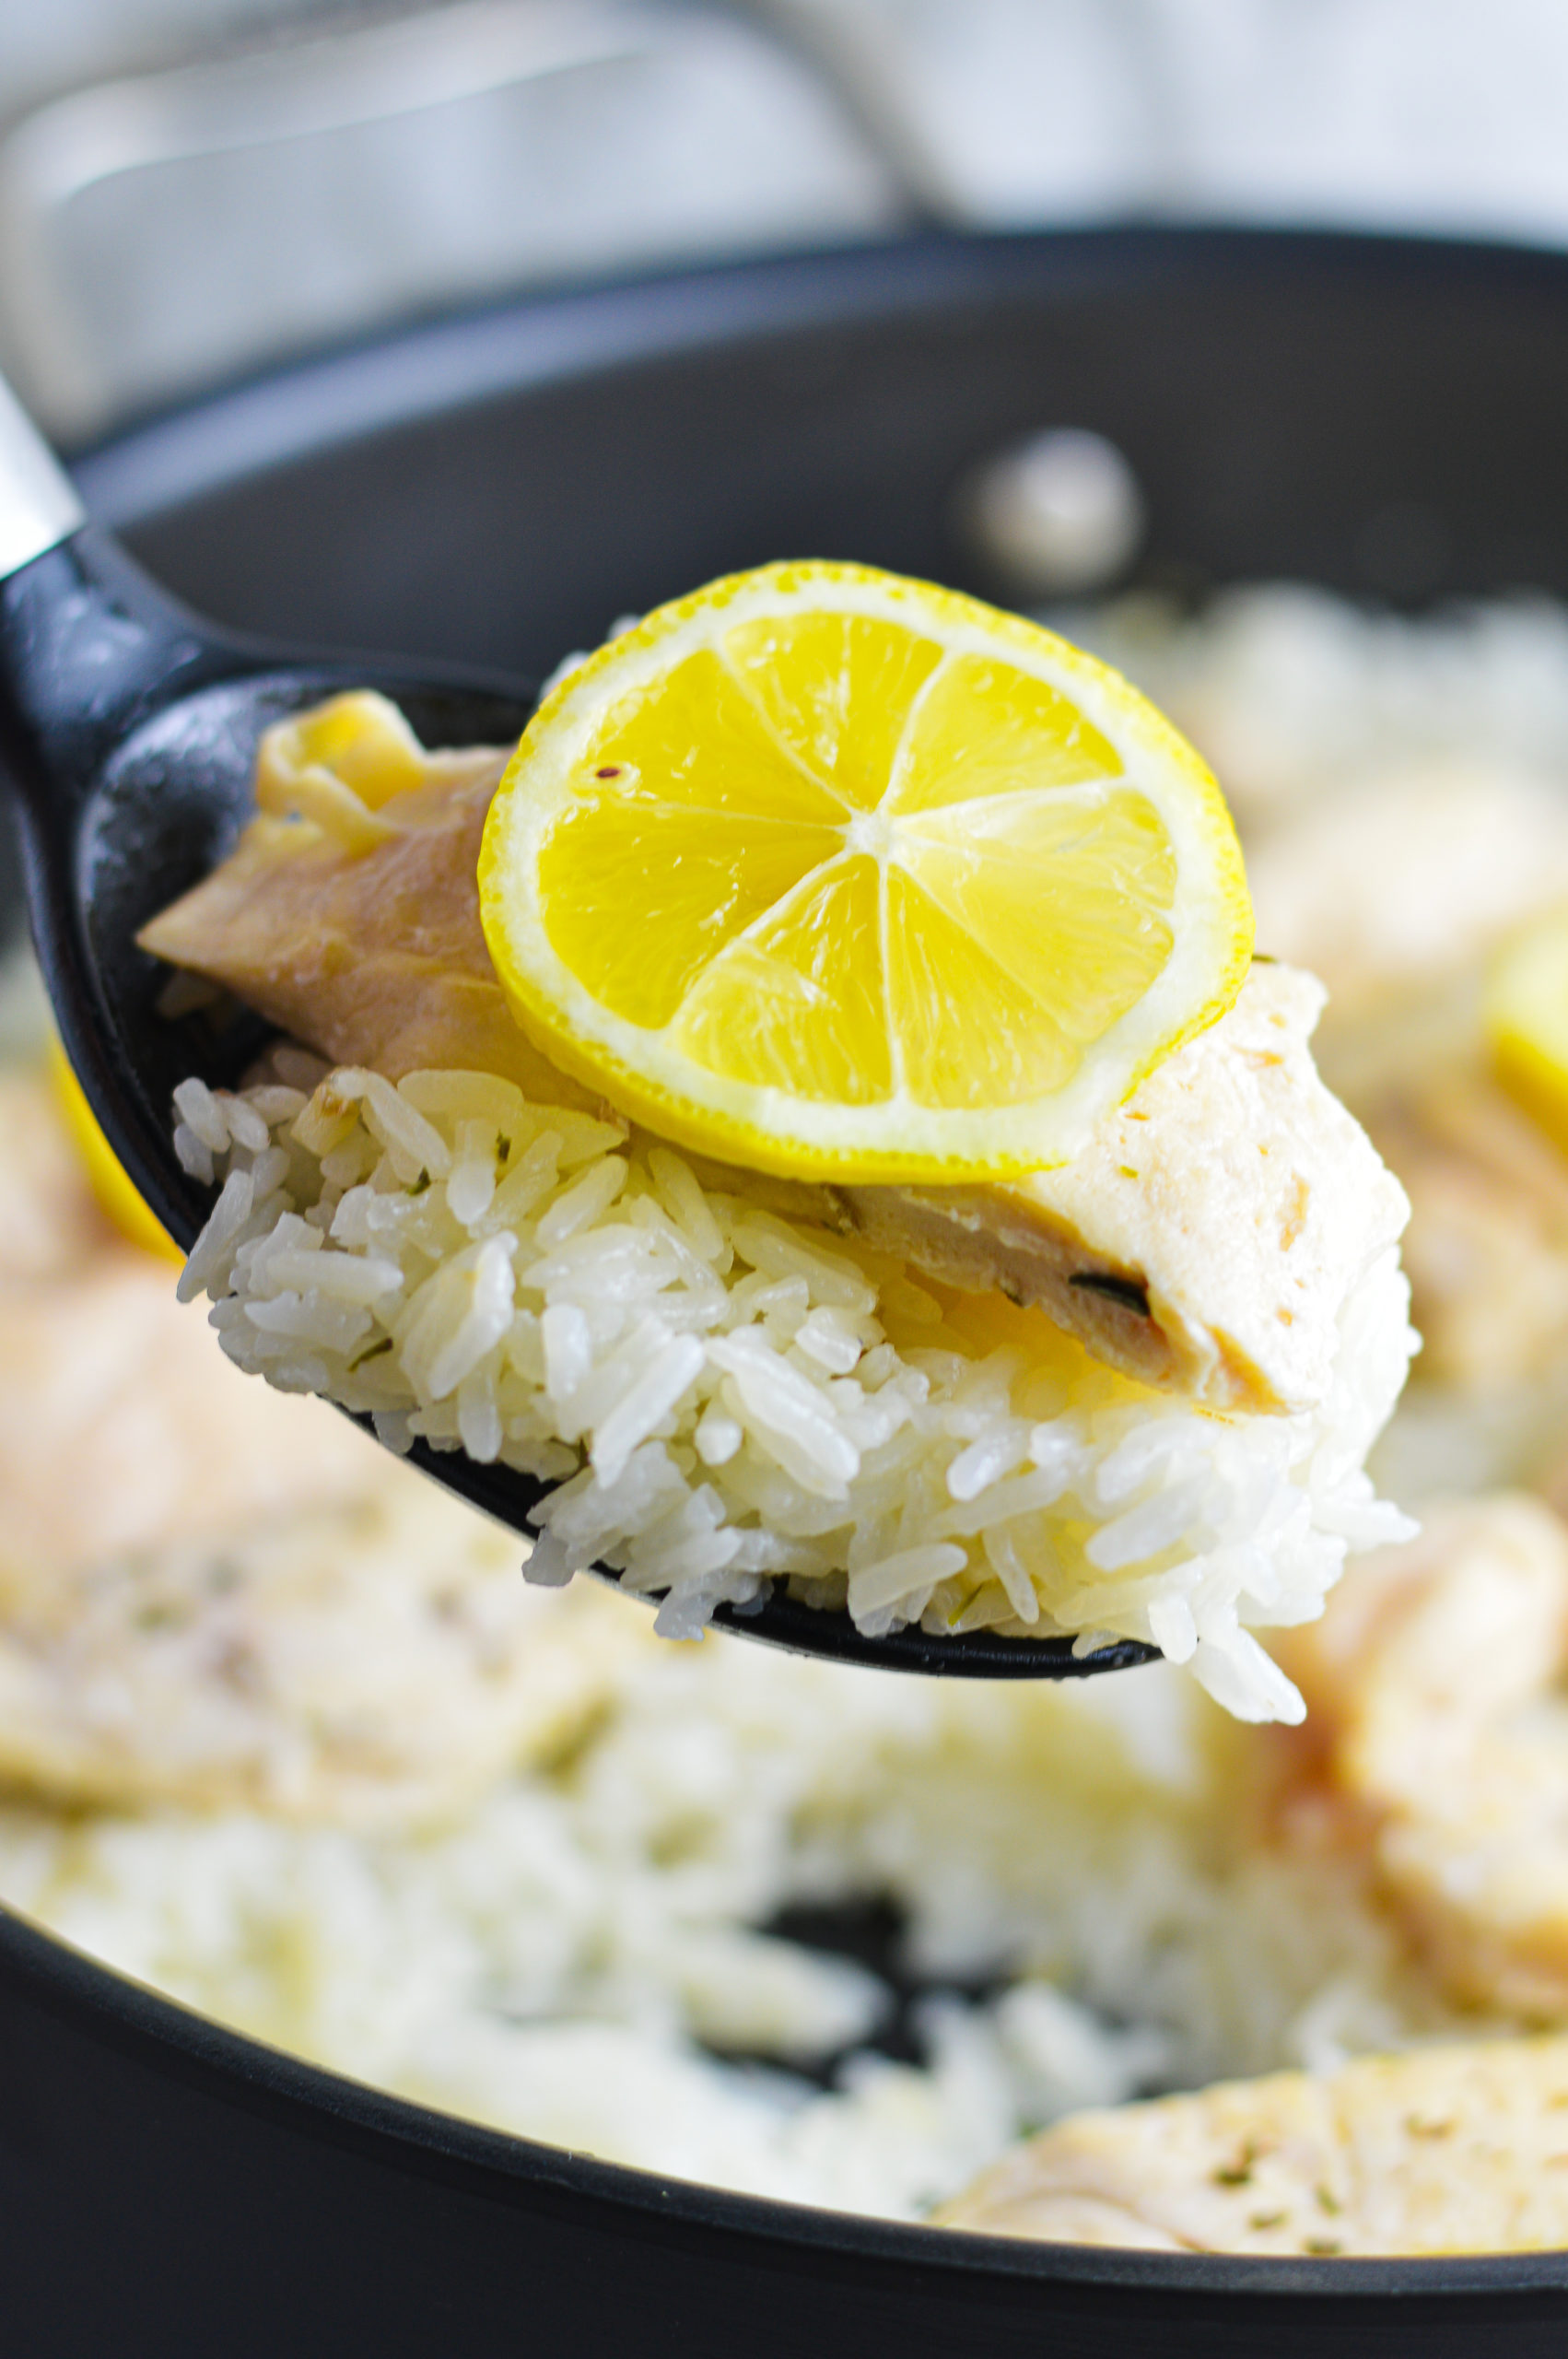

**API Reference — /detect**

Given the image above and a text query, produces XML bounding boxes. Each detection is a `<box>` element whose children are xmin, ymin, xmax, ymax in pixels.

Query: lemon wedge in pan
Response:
<box><xmin>48</xmin><ymin>1034</ymin><xmax>181</xmax><ymax>1261</ymax></box>
<box><xmin>1487</xmin><ymin>903</ymin><xmax>1568</xmax><ymax>1155</ymax></box>
<box><xmin>480</xmin><ymin>561</ymin><xmax>1253</xmax><ymax>1182</ymax></box>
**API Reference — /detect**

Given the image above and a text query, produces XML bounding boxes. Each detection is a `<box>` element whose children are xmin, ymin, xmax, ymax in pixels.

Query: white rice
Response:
<box><xmin>173</xmin><ymin>1059</ymin><xmax>1415</xmax><ymax>1722</ymax></box>
<box><xmin>0</xmin><ymin>1622</ymin><xmax>1473</xmax><ymax>2219</ymax></box>
<box><xmin>1065</xmin><ymin>583</ymin><xmax>1568</xmax><ymax>823</ymax></box>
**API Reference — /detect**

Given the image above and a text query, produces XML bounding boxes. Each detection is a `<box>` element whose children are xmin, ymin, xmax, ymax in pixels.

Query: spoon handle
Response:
<box><xmin>0</xmin><ymin>375</ymin><xmax>84</xmax><ymax>581</ymax></box>
<box><xmin>0</xmin><ymin>370</ymin><xmax>244</xmax><ymax>841</ymax></box>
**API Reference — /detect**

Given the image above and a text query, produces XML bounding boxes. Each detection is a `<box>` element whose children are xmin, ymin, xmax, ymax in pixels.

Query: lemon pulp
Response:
<box><xmin>1487</xmin><ymin>904</ymin><xmax>1568</xmax><ymax>1153</ymax></box>
<box><xmin>481</xmin><ymin>562</ymin><xmax>1252</xmax><ymax>1181</ymax></box>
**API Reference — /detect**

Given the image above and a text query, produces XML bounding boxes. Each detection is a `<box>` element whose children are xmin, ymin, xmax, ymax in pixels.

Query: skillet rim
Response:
<box><xmin>6</xmin><ymin>1896</ymin><xmax>1568</xmax><ymax>2298</ymax></box>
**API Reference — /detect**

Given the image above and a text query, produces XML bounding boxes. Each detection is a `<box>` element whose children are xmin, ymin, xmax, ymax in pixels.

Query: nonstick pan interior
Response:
<box><xmin>77</xmin><ymin>227</ymin><xmax>1568</xmax><ymax>673</ymax></box>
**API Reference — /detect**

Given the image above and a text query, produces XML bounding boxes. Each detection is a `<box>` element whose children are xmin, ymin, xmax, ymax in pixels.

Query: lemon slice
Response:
<box><xmin>480</xmin><ymin>561</ymin><xmax>1252</xmax><ymax>1181</ymax></box>
<box><xmin>48</xmin><ymin>1035</ymin><xmax>181</xmax><ymax>1261</ymax></box>
<box><xmin>1487</xmin><ymin>904</ymin><xmax>1568</xmax><ymax>1153</ymax></box>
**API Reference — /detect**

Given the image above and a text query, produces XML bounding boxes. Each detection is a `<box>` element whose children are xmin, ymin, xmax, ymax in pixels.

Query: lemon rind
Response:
<box><xmin>480</xmin><ymin>561</ymin><xmax>1253</xmax><ymax>1182</ymax></box>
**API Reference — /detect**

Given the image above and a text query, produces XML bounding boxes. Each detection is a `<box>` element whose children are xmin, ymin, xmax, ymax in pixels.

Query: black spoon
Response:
<box><xmin>0</xmin><ymin>376</ymin><xmax>1153</xmax><ymax>1682</ymax></box>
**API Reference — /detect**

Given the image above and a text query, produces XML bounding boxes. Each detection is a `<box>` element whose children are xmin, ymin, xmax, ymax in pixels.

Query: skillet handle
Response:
<box><xmin>0</xmin><ymin>374</ymin><xmax>84</xmax><ymax>580</ymax></box>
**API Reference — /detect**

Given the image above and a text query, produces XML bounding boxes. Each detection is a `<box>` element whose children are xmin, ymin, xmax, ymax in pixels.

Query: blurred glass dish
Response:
<box><xmin>0</xmin><ymin>0</ymin><xmax>900</xmax><ymax>440</ymax></box>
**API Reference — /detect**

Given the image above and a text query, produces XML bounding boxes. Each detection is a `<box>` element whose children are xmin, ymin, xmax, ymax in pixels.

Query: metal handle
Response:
<box><xmin>0</xmin><ymin>373</ymin><xmax>84</xmax><ymax>581</ymax></box>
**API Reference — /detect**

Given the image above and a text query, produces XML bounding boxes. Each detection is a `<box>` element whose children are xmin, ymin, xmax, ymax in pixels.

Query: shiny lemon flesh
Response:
<box><xmin>481</xmin><ymin>562</ymin><xmax>1252</xmax><ymax>1181</ymax></box>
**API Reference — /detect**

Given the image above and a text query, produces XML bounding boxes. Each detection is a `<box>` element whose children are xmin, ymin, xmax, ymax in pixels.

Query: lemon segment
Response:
<box><xmin>480</xmin><ymin>561</ymin><xmax>1253</xmax><ymax>1181</ymax></box>
<box><xmin>537</xmin><ymin>795</ymin><xmax>842</xmax><ymax>1031</ymax></box>
<box><xmin>884</xmin><ymin>866</ymin><xmax>1079</xmax><ymax>1106</ymax></box>
<box><xmin>1486</xmin><ymin>905</ymin><xmax>1568</xmax><ymax>1155</ymax></box>
<box><xmin>669</xmin><ymin>853</ymin><xmax>893</xmax><ymax>1104</ymax></box>
<box><xmin>887</xmin><ymin>651</ymin><xmax>1123</xmax><ymax>815</ymax></box>
<box><xmin>48</xmin><ymin>1035</ymin><xmax>181</xmax><ymax>1261</ymax></box>
<box><xmin>724</xmin><ymin>611</ymin><xmax>943</xmax><ymax>806</ymax></box>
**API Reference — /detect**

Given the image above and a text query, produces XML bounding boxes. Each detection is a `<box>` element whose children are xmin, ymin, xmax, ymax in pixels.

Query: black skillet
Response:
<box><xmin>0</xmin><ymin>358</ymin><xmax>1148</xmax><ymax>1681</ymax></box>
<box><xmin>2</xmin><ymin>229</ymin><xmax>1567</xmax><ymax>2353</ymax></box>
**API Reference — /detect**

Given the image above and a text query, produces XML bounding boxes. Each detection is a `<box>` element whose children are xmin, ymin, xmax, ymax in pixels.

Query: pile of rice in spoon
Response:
<box><xmin>139</xmin><ymin>573</ymin><xmax>1417</xmax><ymax>1720</ymax></box>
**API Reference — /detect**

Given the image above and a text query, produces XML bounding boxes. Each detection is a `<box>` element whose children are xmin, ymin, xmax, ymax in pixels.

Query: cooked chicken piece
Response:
<box><xmin>1277</xmin><ymin>1496</ymin><xmax>1568</xmax><ymax>2015</ymax></box>
<box><xmin>0</xmin><ymin>1213</ymin><xmax>378</xmax><ymax>1581</ymax></box>
<box><xmin>1248</xmin><ymin>760</ymin><xmax>1568</xmax><ymax>1032</ymax></box>
<box><xmin>1364</xmin><ymin>1069</ymin><xmax>1568</xmax><ymax>1391</ymax></box>
<box><xmin>0</xmin><ymin>1069</ymin><xmax>644</xmax><ymax>1825</ymax></box>
<box><xmin>0</xmin><ymin>1450</ymin><xmax>646</xmax><ymax>1829</ymax></box>
<box><xmin>938</xmin><ymin>2034</ymin><xmax>1568</xmax><ymax>2255</ymax></box>
<box><xmin>839</xmin><ymin>961</ymin><xmax>1405</xmax><ymax>1415</ymax></box>
<box><xmin>141</xmin><ymin>703</ymin><xmax>1409</xmax><ymax>1416</ymax></box>
<box><xmin>0</xmin><ymin>1066</ymin><xmax>123</xmax><ymax>1280</ymax></box>
<box><xmin>139</xmin><ymin>741</ymin><xmax>596</xmax><ymax>1110</ymax></box>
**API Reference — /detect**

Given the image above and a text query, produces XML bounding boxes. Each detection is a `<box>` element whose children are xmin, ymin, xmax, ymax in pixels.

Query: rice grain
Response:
<box><xmin>174</xmin><ymin>1062</ymin><xmax>1418</xmax><ymax>1719</ymax></box>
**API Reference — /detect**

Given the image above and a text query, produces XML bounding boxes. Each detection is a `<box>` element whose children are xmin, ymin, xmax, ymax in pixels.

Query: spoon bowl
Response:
<box><xmin>0</xmin><ymin>376</ymin><xmax>1153</xmax><ymax>1682</ymax></box>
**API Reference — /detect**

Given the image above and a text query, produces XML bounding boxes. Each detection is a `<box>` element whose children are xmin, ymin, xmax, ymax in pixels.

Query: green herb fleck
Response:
<box><xmin>1213</xmin><ymin>2140</ymin><xmax>1258</xmax><ymax>2189</ymax></box>
<box><xmin>409</xmin><ymin>1168</ymin><xmax>432</xmax><ymax>1196</ymax></box>
<box><xmin>349</xmin><ymin>1336</ymin><xmax>394</xmax><ymax>1372</ymax></box>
